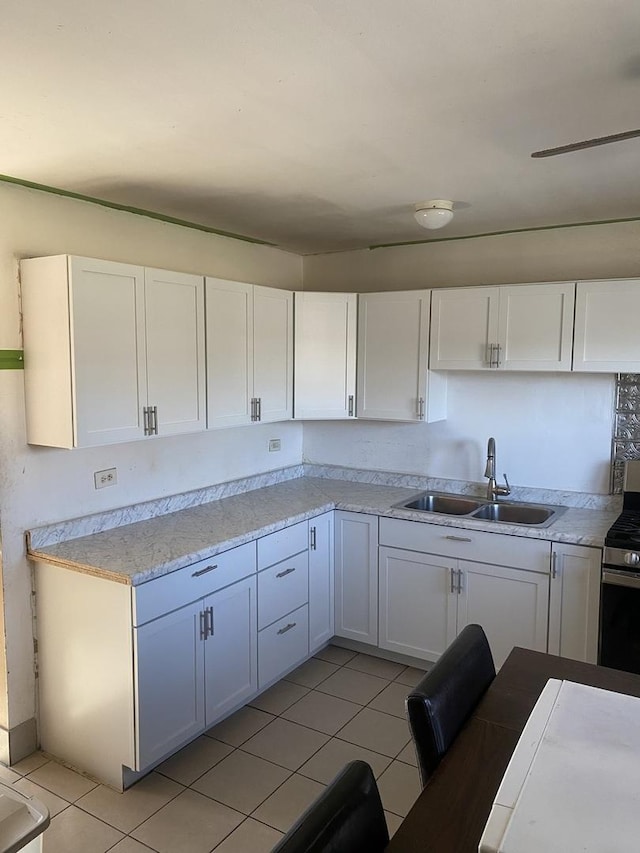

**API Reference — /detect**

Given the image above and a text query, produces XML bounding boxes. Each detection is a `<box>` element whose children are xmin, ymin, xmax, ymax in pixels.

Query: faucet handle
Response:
<box><xmin>502</xmin><ymin>473</ymin><xmax>511</xmax><ymax>495</ymax></box>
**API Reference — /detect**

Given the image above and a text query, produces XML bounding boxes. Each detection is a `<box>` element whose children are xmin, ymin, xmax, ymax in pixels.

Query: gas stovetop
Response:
<box><xmin>605</xmin><ymin>510</ymin><xmax>640</xmax><ymax>549</ymax></box>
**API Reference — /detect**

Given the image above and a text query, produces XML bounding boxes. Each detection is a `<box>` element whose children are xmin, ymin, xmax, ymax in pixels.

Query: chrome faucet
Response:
<box><xmin>484</xmin><ymin>437</ymin><xmax>511</xmax><ymax>501</ymax></box>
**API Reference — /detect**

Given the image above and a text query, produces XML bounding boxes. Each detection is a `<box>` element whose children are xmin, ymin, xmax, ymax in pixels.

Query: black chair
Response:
<box><xmin>406</xmin><ymin>623</ymin><xmax>496</xmax><ymax>787</ymax></box>
<box><xmin>270</xmin><ymin>760</ymin><xmax>389</xmax><ymax>853</ymax></box>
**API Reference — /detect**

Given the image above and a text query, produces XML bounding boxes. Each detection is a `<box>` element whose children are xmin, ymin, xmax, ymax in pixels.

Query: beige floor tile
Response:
<box><xmin>394</xmin><ymin>665</ymin><xmax>428</xmax><ymax>687</ymax></box>
<box><xmin>385</xmin><ymin>810</ymin><xmax>404</xmax><ymax>838</ymax></box>
<box><xmin>132</xmin><ymin>789</ymin><xmax>243</xmax><ymax>853</ymax></box>
<box><xmin>345</xmin><ymin>653</ymin><xmax>407</xmax><ymax>680</ymax></box>
<box><xmin>76</xmin><ymin>771</ymin><xmax>183</xmax><ymax>833</ymax></box>
<box><xmin>285</xmin><ymin>658</ymin><xmax>339</xmax><ymax>688</ymax></box>
<box><xmin>252</xmin><ymin>773</ymin><xmax>324</xmax><ymax>833</ymax></box>
<box><xmin>193</xmin><ymin>750</ymin><xmax>290</xmax><ymax>815</ymax></box>
<box><xmin>42</xmin><ymin>805</ymin><xmax>124</xmax><ymax>853</ymax></box>
<box><xmin>336</xmin><ymin>708</ymin><xmax>411</xmax><ymax>757</ymax></box>
<box><xmin>158</xmin><ymin>736</ymin><xmax>233</xmax><ymax>785</ymax></box>
<box><xmin>0</xmin><ymin>764</ymin><xmax>20</xmax><ymax>784</ymax></box>
<box><xmin>313</xmin><ymin>644</ymin><xmax>357</xmax><ymax>665</ymax></box>
<box><xmin>297</xmin><ymin>738</ymin><xmax>392</xmax><ymax>784</ymax></box>
<box><xmin>14</xmin><ymin>776</ymin><xmax>70</xmax><ymax>818</ymax></box>
<box><xmin>242</xmin><ymin>718</ymin><xmax>329</xmax><ymax>771</ymax></box>
<box><xmin>28</xmin><ymin>760</ymin><xmax>98</xmax><ymax>802</ymax></box>
<box><xmin>376</xmin><ymin>760</ymin><xmax>421</xmax><ymax>817</ymax></box>
<box><xmin>109</xmin><ymin>839</ymin><xmax>158</xmax><ymax>853</ymax></box>
<box><xmin>214</xmin><ymin>817</ymin><xmax>283</xmax><ymax>853</ymax></box>
<box><xmin>206</xmin><ymin>706</ymin><xmax>275</xmax><ymax>747</ymax></box>
<box><xmin>316</xmin><ymin>667</ymin><xmax>389</xmax><ymax>705</ymax></box>
<box><xmin>368</xmin><ymin>681</ymin><xmax>410</xmax><ymax>718</ymax></box>
<box><xmin>11</xmin><ymin>751</ymin><xmax>50</xmax><ymax>776</ymax></box>
<box><xmin>249</xmin><ymin>680</ymin><xmax>310</xmax><ymax>715</ymax></box>
<box><xmin>281</xmin><ymin>690</ymin><xmax>361</xmax><ymax>735</ymax></box>
<box><xmin>396</xmin><ymin>741</ymin><xmax>418</xmax><ymax>767</ymax></box>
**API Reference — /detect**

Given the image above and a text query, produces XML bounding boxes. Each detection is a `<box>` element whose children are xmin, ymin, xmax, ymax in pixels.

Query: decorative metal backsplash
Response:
<box><xmin>612</xmin><ymin>374</ymin><xmax>640</xmax><ymax>492</ymax></box>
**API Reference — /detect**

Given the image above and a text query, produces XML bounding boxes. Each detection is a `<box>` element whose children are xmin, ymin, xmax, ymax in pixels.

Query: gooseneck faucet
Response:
<box><xmin>484</xmin><ymin>437</ymin><xmax>511</xmax><ymax>501</ymax></box>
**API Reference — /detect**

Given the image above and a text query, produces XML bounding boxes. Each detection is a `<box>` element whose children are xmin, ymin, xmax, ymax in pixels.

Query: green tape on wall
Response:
<box><xmin>0</xmin><ymin>350</ymin><xmax>24</xmax><ymax>370</ymax></box>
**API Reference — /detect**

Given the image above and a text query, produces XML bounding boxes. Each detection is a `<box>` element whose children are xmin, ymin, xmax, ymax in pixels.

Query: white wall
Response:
<box><xmin>303</xmin><ymin>371</ymin><xmax>616</xmax><ymax>494</ymax></box>
<box><xmin>302</xmin><ymin>220</ymin><xmax>640</xmax><ymax>291</ymax></box>
<box><xmin>0</xmin><ymin>182</ymin><xmax>303</xmax><ymax>739</ymax></box>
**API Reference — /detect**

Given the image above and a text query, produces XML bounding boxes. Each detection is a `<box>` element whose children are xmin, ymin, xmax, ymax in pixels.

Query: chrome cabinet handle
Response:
<box><xmin>450</xmin><ymin>568</ymin><xmax>456</xmax><ymax>594</ymax></box>
<box><xmin>276</xmin><ymin>567</ymin><xmax>296</xmax><ymax>579</ymax></box>
<box><xmin>457</xmin><ymin>569</ymin><xmax>464</xmax><ymax>594</ymax></box>
<box><xmin>418</xmin><ymin>397</ymin><xmax>425</xmax><ymax>420</ymax></box>
<box><xmin>256</xmin><ymin>397</ymin><xmax>262</xmax><ymax>421</ymax></box>
<box><xmin>151</xmin><ymin>405</ymin><xmax>158</xmax><ymax>434</ymax></box>
<box><xmin>348</xmin><ymin>395</ymin><xmax>354</xmax><ymax>417</ymax></box>
<box><xmin>277</xmin><ymin>622</ymin><xmax>296</xmax><ymax>635</ymax></box>
<box><xmin>488</xmin><ymin>343</ymin><xmax>501</xmax><ymax>368</ymax></box>
<box><xmin>551</xmin><ymin>551</ymin><xmax>558</xmax><ymax>579</ymax></box>
<box><xmin>199</xmin><ymin>610</ymin><xmax>207</xmax><ymax>640</ymax></box>
<box><xmin>143</xmin><ymin>406</ymin><xmax>151</xmax><ymax>435</ymax></box>
<box><xmin>444</xmin><ymin>535</ymin><xmax>472</xmax><ymax>542</ymax></box>
<box><xmin>250</xmin><ymin>398</ymin><xmax>256</xmax><ymax>421</ymax></box>
<box><xmin>310</xmin><ymin>526</ymin><xmax>317</xmax><ymax>550</ymax></box>
<box><xmin>192</xmin><ymin>564</ymin><xmax>218</xmax><ymax>578</ymax></box>
<box><xmin>495</xmin><ymin>344</ymin><xmax>502</xmax><ymax>368</ymax></box>
<box><xmin>206</xmin><ymin>605</ymin><xmax>214</xmax><ymax>637</ymax></box>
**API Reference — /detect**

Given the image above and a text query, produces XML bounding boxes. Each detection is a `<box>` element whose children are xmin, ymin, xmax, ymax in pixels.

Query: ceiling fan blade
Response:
<box><xmin>531</xmin><ymin>128</ymin><xmax>640</xmax><ymax>158</ymax></box>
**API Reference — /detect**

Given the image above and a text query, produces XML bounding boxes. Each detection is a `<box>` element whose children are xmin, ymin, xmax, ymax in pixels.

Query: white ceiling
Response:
<box><xmin>3</xmin><ymin>0</ymin><xmax>640</xmax><ymax>254</ymax></box>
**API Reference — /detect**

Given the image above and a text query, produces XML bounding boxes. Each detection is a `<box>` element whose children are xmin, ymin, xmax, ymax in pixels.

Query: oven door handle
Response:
<box><xmin>603</xmin><ymin>569</ymin><xmax>640</xmax><ymax>589</ymax></box>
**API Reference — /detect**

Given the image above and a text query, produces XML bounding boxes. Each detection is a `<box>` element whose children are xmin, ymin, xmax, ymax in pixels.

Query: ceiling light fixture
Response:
<box><xmin>414</xmin><ymin>199</ymin><xmax>454</xmax><ymax>230</ymax></box>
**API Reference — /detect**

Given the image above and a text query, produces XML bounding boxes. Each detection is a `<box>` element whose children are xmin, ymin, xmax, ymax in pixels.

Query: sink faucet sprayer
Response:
<box><xmin>484</xmin><ymin>437</ymin><xmax>511</xmax><ymax>501</ymax></box>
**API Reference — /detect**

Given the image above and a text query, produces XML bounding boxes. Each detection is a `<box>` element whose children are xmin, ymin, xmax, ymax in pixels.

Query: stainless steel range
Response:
<box><xmin>600</xmin><ymin>460</ymin><xmax>640</xmax><ymax>673</ymax></box>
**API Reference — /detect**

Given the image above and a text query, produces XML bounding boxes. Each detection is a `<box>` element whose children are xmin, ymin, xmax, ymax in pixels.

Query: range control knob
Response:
<box><xmin>624</xmin><ymin>552</ymin><xmax>640</xmax><ymax>566</ymax></box>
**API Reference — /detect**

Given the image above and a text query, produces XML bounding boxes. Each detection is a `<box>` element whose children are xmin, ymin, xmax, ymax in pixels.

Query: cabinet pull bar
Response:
<box><xmin>495</xmin><ymin>343</ymin><xmax>502</xmax><ymax>368</ymax></box>
<box><xmin>152</xmin><ymin>405</ymin><xmax>158</xmax><ymax>435</ymax></box>
<box><xmin>457</xmin><ymin>569</ymin><xmax>464</xmax><ymax>594</ymax></box>
<box><xmin>310</xmin><ymin>526</ymin><xmax>317</xmax><ymax>550</ymax></box>
<box><xmin>276</xmin><ymin>567</ymin><xmax>296</xmax><ymax>579</ymax></box>
<box><xmin>444</xmin><ymin>535</ymin><xmax>472</xmax><ymax>542</ymax></box>
<box><xmin>207</xmin><ymin>605</ymin><xmax>214</xmax><ymax>638</ymax></box>
<box><xmin>199</xmin><ymin>610</ymin><xmax>207</xmax><ymax>640</ymax></box>
<box><xmin>256</xmin><ymin>397</ymin><xmax>262</xmax><ymax>421</ymax></box>
<box><xmin>277</xmin><ymin>622</ymin><xmax>296</xmax><ymax>635</ymax></box>
<box><xmin>348</xmin><ymin>395</ymin><xmax>354</xmax><ymax>417</ymax></box>
<box><xmin>551</xmin><ymin>551</ymin><xmax>558</xmax><ymax>579</ymax></box>
<box><xmin>192</xmin><ymin>564</ymin><xmax>218</xmax><ymax>577</ymax></box>
<box><xmin>450</xmin><ymin>568</ymin><xmax>455</xmax><ymax>594</ymax></box>
<box><xmin>418</xmin><ymin>397</ymin><xmax>425</xmax><ymax>420</ymax></box>
<box><xmin>250</xmin><ymin>398</ymin><xmax>255</xmax><ymax>422</ymax></box>
<box><xmin>143</xmin><ymin>406</ymin><xmax>150</xmax><ymax>436</ymax></box>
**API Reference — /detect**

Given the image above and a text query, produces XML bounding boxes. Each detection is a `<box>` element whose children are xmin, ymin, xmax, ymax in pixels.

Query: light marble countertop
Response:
<box><xmin>27</xmin><ymin>476</ymin><xmax>616</xmax><ymax>586</ymax></box>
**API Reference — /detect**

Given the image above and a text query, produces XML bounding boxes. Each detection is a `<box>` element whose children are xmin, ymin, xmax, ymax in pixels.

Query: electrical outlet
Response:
<box><xmin>94</xmin><ymin>468</ymin><xmax>117</xmax><ymax>489</ymax></box>
<box><xmin>269</xmin><ymin>438</ymin><xmax>281</xmax><ymax>452</ymax></box>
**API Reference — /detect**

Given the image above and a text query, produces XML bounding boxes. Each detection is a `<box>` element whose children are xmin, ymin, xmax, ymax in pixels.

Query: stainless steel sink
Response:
<box><xmin>394</xmin><ymin>492</ymin><xmax>567</xmax><ymax>527</ymax></box>
<box><xmin>396</xmin><ymin>493</ymin><xmax>484</xmax><ymax>516</ymax></box>
<box><xmin>471</xmin><ymin>502</ymin><xmax>557</xmax><ymax>526</ymax></box>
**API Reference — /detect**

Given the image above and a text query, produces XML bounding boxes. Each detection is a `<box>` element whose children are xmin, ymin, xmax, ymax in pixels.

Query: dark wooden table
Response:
<box><xmin>386</xmin><ymin>648</ymin><xmax>640</xmax><ymax>852</ymax></box>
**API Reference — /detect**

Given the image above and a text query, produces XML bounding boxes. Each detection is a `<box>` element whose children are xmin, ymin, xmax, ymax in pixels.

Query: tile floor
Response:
<box><xmin>6</xmin><ymin>646</ymin><xmax>428</xmax><ymax>853</ymax></box>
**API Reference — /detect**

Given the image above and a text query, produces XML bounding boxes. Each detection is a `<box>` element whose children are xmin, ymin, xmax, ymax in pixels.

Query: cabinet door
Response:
<box><xmin>309</xmin><ymin>513</ymin><xmax>334</xmax><ymax>652</ymax></box>
<box><xmin>456</xmin><ymin>561</ymin><xmax>549</xmax><ymax>668</ymax></box>
<box><xmin>573</xmin><ymin>279</ymin><xmax>640</xmax><ymax>371</ymax></box>
<box><xmin>145</xmin><ymin>268</ymin><xmax>206</xmax><ymax>435</ymax></box>
<box><xmin>499</xmin><ymin>282</ymin><xmax>575</xmax><ymax>371</ymax></box>
<box><xmin>294</xmin><ymin>292</ymin><xmax>357</xmax><ymax>419</ymax></box>
<box><xmin>134</xmin><ymin>601</ymin><xmax>205</xmax><ymax>769</ymax></box>
<box><xmin>548</xmin><ymin>544</ymin><xmax>601</xmax><ymax>664</ymax></box>
<box><xmin>334</xmin><ymin>511</ymin><xmax>378</xmax><ymax>645</ymax></box>
<box><xmin>379</xmin><ymin>546</ymin><xmax>457</xmax><ymax>661</ymax></box>
<box><xmin>429</xmin><ymin>287</ymin><xmax>499</xmax><ymax>370</ymax></box>
<box><xmin>204</xmin><ymin>577</ymin><xmax>257</xmax><ymax>725</ymax></box>
<box><xmin>205</xmin><ymin>278</ymin><xmax>254</xmax><ymax>428</ymax></box>
<box><xmin>253</xmin><ymin>285</ymin><xmax>293</xmax><ymax>423</ymax></box>
<box><xmin>70</xmin><ymin>257</ymin><xmax>148</xmax><ymax>446</ymax></box>
<box><xmin>357</xmin><ymin>290</ymin><xmax>431</xmax><ymax>421</ymax></box>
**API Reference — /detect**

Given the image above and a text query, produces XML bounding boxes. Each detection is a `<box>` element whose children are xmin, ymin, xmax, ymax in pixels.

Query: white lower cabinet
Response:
<box><xmin>548</xmin><ymin>543</ymin><xmax>602</xmax><ymax>664</ymax></box>
<box><xmin>378</xmin><ymin>517</ymin><xmax>551</xmax><ymax>668</ymax></box>
<box><xmin>309</xmin><ymin>512</ymin><xmax>334</xmax><ymax>652</ymax></box>
<box><xmin>334</xmin><ymin>511</ymin><xmax>379</xmax><ymax>646</ymax></box>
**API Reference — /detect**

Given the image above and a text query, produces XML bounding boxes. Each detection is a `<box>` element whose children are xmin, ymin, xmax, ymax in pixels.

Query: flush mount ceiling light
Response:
<box><xmin>414</xmin><ymin>199</ymin><xmax>454</xmax><ymax>230</ymax></box>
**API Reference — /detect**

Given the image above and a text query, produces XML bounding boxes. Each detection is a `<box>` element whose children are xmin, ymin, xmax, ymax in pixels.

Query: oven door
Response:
<box><xmin>600</xmin><ymin>568</ymin><xmax>640</xmax><ymax>674</ymax></box>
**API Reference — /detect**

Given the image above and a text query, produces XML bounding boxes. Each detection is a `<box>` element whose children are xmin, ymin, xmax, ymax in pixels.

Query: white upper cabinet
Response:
<box><xmin>206</xmin><ymin>278</ymin><xmax>293</xmax><ymax>427</ymax></box>
<box><xmin>573</xmin><ymin>279</ymin><xmax>640</xmax><ymax>372</ymax></box>
<box><xmin>21</xmin><ymin>255</ymin><xmax>205</xmax><ymax>448</ymax></box>
<box><xmin>430</xmin><ymin>282</ymin><xmax>575</xmax><ymax>371</ymax></box>
<box><xmin>357</xmin><ymin>290</ymin><xmax>446</xmax><ymax>422</ymax></box>
<box><xmin>294</xmin><ymin>292</ymin><xmax>357</xmax><ymax>419</ymax></box>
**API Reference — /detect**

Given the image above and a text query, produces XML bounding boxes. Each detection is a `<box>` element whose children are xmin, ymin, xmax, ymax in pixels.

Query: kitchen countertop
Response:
<box><xmin>27</xmin><ymin>477</ymin><xmax>617</xmax><ymax>585</ymax></box>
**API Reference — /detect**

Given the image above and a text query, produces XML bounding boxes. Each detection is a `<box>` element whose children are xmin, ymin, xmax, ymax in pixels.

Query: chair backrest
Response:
<box><xmin>270</xmin><ymin>760</ymin><xmax>389</xmax><ymax>853</ymax></box>
<box><xmin>406</xmin><ymin>623</ymin><xmax>496</xmax><ymax>787</ymax></box>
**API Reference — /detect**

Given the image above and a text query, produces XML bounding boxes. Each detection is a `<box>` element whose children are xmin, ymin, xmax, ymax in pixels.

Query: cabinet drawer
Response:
<box><xmin>258</xmin><ymin>605</ymin><xmax>309</xmax><ymax>688</ymax></box>
<box><xmin>258</xmin><ymin>551</ymin><xmax>309</xmax><ymax>630</ymax></box>
<box><xmin>257</xmin><ymin>520</ymin><xmax>309</xmax><ymax>569</ymax></box>
<box><xmin>379</xmin><ymin>517</ymin><xmax>550</xmax><ymax>573</ymax></box>
<box><xmin>133</xmin><ymin>540</ymin><xmax>257</xmax><ymax>626</ymax></box>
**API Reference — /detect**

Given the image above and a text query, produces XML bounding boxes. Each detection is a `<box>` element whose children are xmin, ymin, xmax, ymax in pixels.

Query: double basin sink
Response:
<box><xmin>394</xmin><ymin>492</ymin><xmax>568</xmax><ymax>527</ymax></box>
